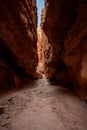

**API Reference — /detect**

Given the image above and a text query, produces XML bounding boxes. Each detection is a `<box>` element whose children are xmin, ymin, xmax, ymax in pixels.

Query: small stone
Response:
<box><xmin>52</xmin><ymin>107</ymin><xmax>56</xmax><ymax>109</ymax></box>
<box><xmin>0</xmin><ymin>106</ymin><xmax>4</xmax><ymax>114</ymax></box>
<box><xmin>8</xmin><ymin>98</ymin><xmax>12</xmax><ymax>102</ymax></box>
<box><xmin>2</xmin><ymin>123</ymin><xmax>8</xmax><ymax>127</ymax></box>
<box><xmin>6</xmin><ymin>116</ymin><xmax>10</xmax><ymax>119</ymax></box>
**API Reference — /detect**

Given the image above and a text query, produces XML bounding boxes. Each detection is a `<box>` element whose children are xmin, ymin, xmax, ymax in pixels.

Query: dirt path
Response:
<box><xmin>0</xmin><ymin>76</ymin><xmax>87</xmax><ymax>130</ymax></box>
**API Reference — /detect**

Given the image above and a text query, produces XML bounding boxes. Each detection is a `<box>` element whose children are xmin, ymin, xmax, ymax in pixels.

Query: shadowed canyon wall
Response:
<box><xmin>0</xmin><ymin>0</ymin><xmax>38</xmax><ymax>88</ymax></box>
<box><xmin>43</xmin><ymin>0</ymin><xmax>87</xmax><ymax>99</ymax></box>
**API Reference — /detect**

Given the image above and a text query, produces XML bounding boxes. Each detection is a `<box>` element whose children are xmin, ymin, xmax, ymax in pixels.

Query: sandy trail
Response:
<box><xmin>0</xmin><ymin>76</ymin><xmax>87</xmax><ymax>130</ymax></box>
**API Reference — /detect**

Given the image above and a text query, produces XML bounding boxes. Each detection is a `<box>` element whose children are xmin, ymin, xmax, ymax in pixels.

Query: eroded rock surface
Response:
<box><xmin>43</xmin><ymin>0</ymin><xmax>78</xmax><ymax>78</ymax></box>
<box><xmin>0</xmin><ymin>0</ymin><xmax>37</xmax><ymax>88</ymax></box>
<box><xmin>43</xmin><ymin>0</ymin><xmax>87</xmax><ymax>99</ymax></box>
<box><xmin>37</xmin><ymin>8</ymin><xmax>49</xmax><ymax>75</ymax></box>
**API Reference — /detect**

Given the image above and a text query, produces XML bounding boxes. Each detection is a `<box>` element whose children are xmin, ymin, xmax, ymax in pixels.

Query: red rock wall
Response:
<box><xmin>40</xmin><ymin>8</ymin><xmax>53</xmax><ymax>77</ymax></box>
<box><xmin>37</xmin><ymin>8</ymin><xmax>52</xmax><ymax>76</ymax></box>
<box><xmin>37</xmin><ymin>27</ymin><xmax>44</xmax><ymax>64</ymax></box>
<box><xmin>43</xmin><ymin>0</ymin><xmax>78</xmax><ymax>78</ymax></box>
<box><xmin>43</xmin><ymin>0</ymin><xmax>87</xmax><ymax>99</ymax></box>
<box><xmin>37</xmin><ymin>26</ymin><xmax>47</xmax><ymax>74</ymax></box>
<box><xmin>62</xmin><ymin>0</ymin><xmax>87</xmax><ymax>99</ymax></box>
<box><xmin>0</xmin><ymin>0</ymin><xmax>37</xmax><ymax>88</ymax></box>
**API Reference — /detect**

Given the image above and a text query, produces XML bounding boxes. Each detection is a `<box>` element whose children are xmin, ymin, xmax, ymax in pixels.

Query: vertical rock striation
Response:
<box><xmin>43</xmin><ymin>0</ymin><xmax>87</xmax><ymax>99</ymax></box>
<box><xmin>43</xmin><ymin>0</ymin><xmax>78</xmax><ymax>78</ymax></box>
<box><xmin>0</xmin><ymin>0</ymin><xmax>37</xmax><ymax>88</ymax></box>
<box><xmin>62</xmin><ymin>0</ymin><xmax>87</xmax><ymax>99</ymax></box>
<box><xmin>37</xmin><ymin>26</ymin><xmax>45</xmax><ymax>73</ymax></box>
<box><xmin>37</xmin><ymin>8</ymin><xmax>52</xmax><ymax>76</ymax></box>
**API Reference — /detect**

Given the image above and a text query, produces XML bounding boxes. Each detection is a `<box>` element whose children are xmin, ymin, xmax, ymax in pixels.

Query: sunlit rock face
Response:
<box><xmin>37</xmin><ymin>26</ymin><xmax>48</xmax><ymax>75</ymax></box>
<box><xmin>43</xmin><ymin>0</ymin><xmax>87</xmax><ymax>99</ymax></box>
<box><xmin>37</xmin><ymin>27</ymin><xmax>44</xmax><ymax>64</ymax></box>
<box><xmin>37</xmin><ymin>26</ymin><xmax>45</xmax><ymax>73</ymax></box>
<box><xmin>41</xmin><ymin>8</ymin><xmax>53</xmax><ymax>78</ymax></box>
<box><xmin>0</xmin><ymin>0</ymin><xmax>37</xmax><ymax>88</ymax></box>
<box><xmin>37</xmin><ymin>8</ymin><xmax>53</xmax><ymax>76</ymax></box>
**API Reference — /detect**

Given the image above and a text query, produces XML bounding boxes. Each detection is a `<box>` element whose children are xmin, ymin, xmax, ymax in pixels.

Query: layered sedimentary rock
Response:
<box><xmin>40</xmin><ymin>8</ymin><xmax>53</xmax><ymax>77</ymax></box>
<box><xmin>0</xmin><ymin>0</ymin><xmax>37</xmax><ymax>88</ymax></box>
<box><xmin>37</xmin><ymin>27</ymin><xmax>44</xmax><ymax>64</ymax></box>
<box><xmin>43</xmin><ymin>0</ymin><xmax>87</xmax><ymax>99</ymax></box>
<box><xmin>37</xmin><ymin>26</ymin><xmax>48</xmax><ymax>74</ymax></box>
<box><xmin>43</xmin><ymin>0</ymin><xmax>78</xmax><ymax>78</ymax></box>
<box><xmin>37</xmin><ymin>9</ymin><xmax>45</xmax><ymax>74</ymax></box>
<box><xmin>37</xmin><ymin>8</ymin><xmax>52</xmax><ymax>76</ymax></box>
<box><xmin>62</xmin><ymin>0</ymin><xmax>87</xmax><ymax>99</ymax></box>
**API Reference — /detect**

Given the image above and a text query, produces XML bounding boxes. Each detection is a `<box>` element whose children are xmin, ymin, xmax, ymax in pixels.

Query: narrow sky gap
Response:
<box><xmin>36</xmin><ymin>0</ymin><xmax>44</xmax><ymax>27</ymax></box>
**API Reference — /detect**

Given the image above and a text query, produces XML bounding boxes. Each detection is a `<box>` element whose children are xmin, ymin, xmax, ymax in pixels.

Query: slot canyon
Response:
<box><xmin>0</xmin><ymin>0</ymin><xmax>87</xmax><ymax>130</ymax></box>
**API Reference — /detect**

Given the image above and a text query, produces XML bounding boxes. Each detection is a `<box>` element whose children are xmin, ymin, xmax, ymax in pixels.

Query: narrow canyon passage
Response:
<box><xmin>0</xmin><ymin>76</ymin><xmax>87</xmax><ymax>130</ymax></box>
<box><xmin>0</xmin><ymin>0</ymin><xmax>87</xmax><ymax>130</ymax></box>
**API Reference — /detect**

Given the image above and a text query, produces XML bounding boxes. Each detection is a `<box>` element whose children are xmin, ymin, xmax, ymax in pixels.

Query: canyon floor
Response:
<box><xmin>0</xmin><ymin>75</ymin><xmax>87</xmax><ymax>130</ymax></box>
